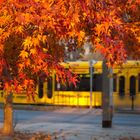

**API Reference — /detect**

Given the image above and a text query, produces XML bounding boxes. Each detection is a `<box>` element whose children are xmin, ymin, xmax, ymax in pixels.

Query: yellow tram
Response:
<box><xmin>0</xmin><ymin>60</ymin><xmax>140</xmax><ymax>109</ymax></box>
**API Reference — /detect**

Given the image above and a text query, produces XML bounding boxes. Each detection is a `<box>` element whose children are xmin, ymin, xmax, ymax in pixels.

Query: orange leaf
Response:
<box><xmin>20</xmin><ymin>50</ymin><xmax>29</xmax><ymax>58</ymax></box>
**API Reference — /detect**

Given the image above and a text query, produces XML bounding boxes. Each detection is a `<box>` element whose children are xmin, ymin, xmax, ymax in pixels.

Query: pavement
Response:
<box><xmin>116</xmin><ymin>108</ymin><xmax>140</xmax><ymax>114</ymax></box>
<box><xmin>14</xmin><ymin>107</ymin><xmax>140</xmax><ymax>140</ymax></box>
<box><xmin>0</xmin><ymin>105</ymin><xmax>140</xmax><ymax>140</ymax></box>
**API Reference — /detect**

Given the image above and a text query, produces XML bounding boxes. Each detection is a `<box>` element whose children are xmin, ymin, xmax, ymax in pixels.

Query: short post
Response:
<box><xmin>131</xmin><ymin>95</ymin><xmax>134</xmax><ymax>111</ymax></box>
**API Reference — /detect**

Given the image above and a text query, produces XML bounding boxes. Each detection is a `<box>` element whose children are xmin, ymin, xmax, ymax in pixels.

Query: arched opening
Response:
<box><xmin>119</xmin><ymin>76</ymin><xmax>125</xmax><ymax>97</ymax></box>
<box><xmin>38</xmin><ymin>78</ymin><xmax>44</xmax><ymax>98</ymax></box>
<box><xmin>130</xmin><ymin>76</ymin><xmax>136</xmax><ymax>96</ymax></box>
<box><xmin>47</xmin><ymin>78</ymin><xmax>53</xmax><ymax>99</ymax></box>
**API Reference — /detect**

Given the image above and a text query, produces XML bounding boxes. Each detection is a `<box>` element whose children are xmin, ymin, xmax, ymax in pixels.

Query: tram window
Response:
<box><xmin>119</xmin><ymin>76</ymin><xmax>125</xmax><ymax>96</ymax></box>
<box><xmin>55</xmin><ymin>74</ymin><xmax>90</xmax><ymax>91</ymax></box>
<box><xmin>130</xmin><ymin>76</ymin><xmax>136</xmax><ymax>96</ymax></box>
<box><xmin>60</xmin><ymin>84</ymin><xmax>68</xmax><ymax>91</ymax></box>
<box><xmin>56</xmin><ymin>83</ymin><xmax>60</xmax><ymax>90</ymax></box>
<box><xmin>55</xmin><ymin>74</ymin><xmax>103</xmax><ymax>91</ymax></box>
<box><xmin>93</xmin><ymin>74</ymin><xmax>102</xmax><ymax>91</ymax></box>
<box><xmin>55</xmin><ymin>73</ymin><xmax>76</xmax><ymax>91</ymax></box>
<box><xmin>76</xmin><ymin>74</ymin><xmax>90</xmax><ymax>91</ymax></box>
<box><xmin>67</xmin><ymin>83</ymin><xmax>75</xmax><ymax>91</ymax></box>
<box><xmin>76</xmin><ymin>74</ymin><xmax>103</xmax><ymax>91</ymax></box>
<box><xmin>55</xmin><ymin>82</ymin><xmax>67</xmax><ymax>91</ymax></box>
<box><xmin>47</xmin><ymin>78</ymin><xmax>53</xmax><ymax>98</ymax></box>
<box><xmin>113</xmin><ymin>74</ymin><xmax>117</xmax><ymax>92</ymax></box>
<box><xmin>58</xmin><ymin>83</ymin><xmax>75</xmax><ymax>91</ymax></box>
<box><xmin>55</xmin><ymin>81</ymin><xmax>69</xmax><ymax>91</ymax></box>
<box><xmin>138</xmin><ymin>74</ymin><xmax>140</xmax><ymax>92</ymax></box>
<box><xmin>38</xmin><ymin>78</ymin><xmax>43</xmax><ymax>98</ymax></box>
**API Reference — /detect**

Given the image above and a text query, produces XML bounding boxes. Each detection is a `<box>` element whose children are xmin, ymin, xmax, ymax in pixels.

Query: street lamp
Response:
<box><xmin>89</xmin><ymin>60</ymin><xmax>96</xmax><ymax>109</ymax></box>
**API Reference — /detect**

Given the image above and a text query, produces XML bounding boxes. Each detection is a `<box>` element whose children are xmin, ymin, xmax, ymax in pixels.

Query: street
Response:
<box><xmin>0</xmin><ymin>107</ymin><xmax>140</xmax><ymax>140</ymax></box>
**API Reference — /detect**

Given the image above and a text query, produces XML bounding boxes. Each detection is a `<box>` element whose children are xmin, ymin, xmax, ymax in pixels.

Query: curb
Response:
<box><xmin>115</xmin><ymin>109</ymin><xmax>140</xmax><ymax>114</ymax></box>
<box><xmin>0</xmin><ymin>104</ymin><xmax>61</xmax><ymax>111</ymax></box>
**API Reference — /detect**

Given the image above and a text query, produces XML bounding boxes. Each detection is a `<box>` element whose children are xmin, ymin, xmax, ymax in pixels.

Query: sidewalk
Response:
<box><xmin>0</xmin><ymin>107</ymin><xmax>140</xmax><ymax>140</ymax></box>
<box><xmin>13</xmin><ymin>107</ymin><xmax>140</xmax><ymax>140</ymax></box>
<box><xmin>115</xmin><ymin>107</ymin><xmax>140</xmax><ymax>114</ymax></box>
<box><xmin>15</xmin><ymin>122</ymin><xmax>140</xmax><ymax>140</ymax></box>
<box><xmin>0</xmin><ymin>103</ymin><xmax>61</xmax><ymax>111</ymax></box>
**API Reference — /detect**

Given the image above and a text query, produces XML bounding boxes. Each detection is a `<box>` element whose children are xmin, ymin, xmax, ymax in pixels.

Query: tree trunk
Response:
<box><xmin>102</xmin><ymin>60</ymin><xmax>113</xmax><ymax>128</ymax></box>
<box><xmin>3</xmin><ymin>91</ymin><xmax>13</xmax><ymax>135</ymax></box>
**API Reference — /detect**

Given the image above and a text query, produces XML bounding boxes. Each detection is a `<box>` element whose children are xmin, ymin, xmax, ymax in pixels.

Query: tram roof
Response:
<box><xmin>61</xmin><ymin>60</ymin><xmax>140</xmax><ymax>69</ymax></box>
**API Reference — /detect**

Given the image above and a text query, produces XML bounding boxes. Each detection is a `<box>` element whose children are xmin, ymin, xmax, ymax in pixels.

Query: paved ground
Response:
<box><xmin>0</xmin><ymin>106</ymin><xmax>140</xmax><ymax>140</ymax></box>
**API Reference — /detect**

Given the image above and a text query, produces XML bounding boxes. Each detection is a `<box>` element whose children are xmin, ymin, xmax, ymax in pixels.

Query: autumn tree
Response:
<box><xmin>0</xmin><ymin>0</ymin><xmax>139</xmax><ymax>135</ymax></box>
<box><xmin>0</xmin><ymin>0</ymin><xmax>80</xmax><ymax>135</ymax></box>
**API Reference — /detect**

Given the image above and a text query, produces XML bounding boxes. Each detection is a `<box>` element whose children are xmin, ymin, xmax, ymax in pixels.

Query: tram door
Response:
<box><xmin>38</xmin><ymin>77</ymin><xmax>53</xmax><ymax>104</ymax></box>
<box><xmin>129</xmin><ymin>75</ymin><xmax>136</xmax><ymax>110</ymax></box>
<box><xmin>116</xmin><ymin>74</ymin><xmax>126</xmax><ymax>107</ymax></box>
<box><xmin>118</xmin><ymin>75</ymin><xmax>125</xmax><ymax>97</ymax></box>
<box><xmin>46</xmin><ymin>78</ymin><xmax>52</xmax><ymax>98</ymax></box>
<box><xmin>128</xmin><ymin>71</ymin><xmax>137</xmax><ymax>110</ymax></box>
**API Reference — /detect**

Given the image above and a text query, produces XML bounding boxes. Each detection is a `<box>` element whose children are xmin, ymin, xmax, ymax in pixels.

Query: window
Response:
<box><xmin>38</xmin><ymin>78</ymin><xmax>43</xmax><ymax>98</ymax></box>
<box><xmin>55</xmin><ymin>74</ymin><xmax>103</xmax><ymax>92</ymax></box>
<box><xmin>93</xmin><ymin>74</ymin><xmax>102</xmax><ymax>91</ymax></box>
<box><xmin>75</xmin><ymin>74</ymin><xmax>103</xmax><ymax>91</ymax></box>
<box><xmin>47</xmin><ymin>78</ymin><xmax>53</xmax><ymax>98</ymax></box>
<box><xmin>130</xmin><ymin>76</ymin><xmax>136</xmax><ymax>96</ymax></box>
<box><xmin>76</xmin><ymin>74</ymin><xmax>90</xmax><ymax>91</ymax></box>
<box><xmin>55</xmin><ymin>80</ymin><xmax>72</xmax><ymax>91</ymax></box>
<box><xmin>113</xmin><ymin>74</ymin><xmax>117</xmax><ymax>92</ymax></box>
<box><xmin>119</xmin><ymin>76</ymin><xmax>125</xmax><ymax>96</ymax></box>
<box><xmin>55</xmin><ymin>74</ymin><xmax>90</xmax><ymax>91</ymax></box>
<box><xmin>55</xmin><ymin>73</ymin><xmax>118</xmax><ymax>92</ymax></box>
<box><xmin>55</xmin><ymin>82</ymin><xmax>66</xmax><ymax>91</ymax></box>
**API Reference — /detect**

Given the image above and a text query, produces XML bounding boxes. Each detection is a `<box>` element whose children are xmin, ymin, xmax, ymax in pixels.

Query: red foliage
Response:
<box><xmin>0</xmin><ymin>0</ymin><xmax>139</xmax><ymax>95</ymax></box>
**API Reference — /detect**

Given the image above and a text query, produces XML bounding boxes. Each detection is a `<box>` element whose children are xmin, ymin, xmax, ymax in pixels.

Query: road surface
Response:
<box><xmin>0</xmin><ymin>107</ymin><xmax>140</xmax><ymax>140</ymax></box>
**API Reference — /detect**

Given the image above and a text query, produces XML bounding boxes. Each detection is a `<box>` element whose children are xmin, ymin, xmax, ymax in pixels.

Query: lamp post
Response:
<box><xmin>89</xmin><ymin>60</ymin><xmax>96</xmax><ymax>109</ymax></box>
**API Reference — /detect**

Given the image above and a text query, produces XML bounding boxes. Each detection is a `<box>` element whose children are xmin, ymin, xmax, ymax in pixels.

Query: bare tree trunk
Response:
<box><xmin>102</xmin><ymin>60</ymin><xmax>113</xmax><ymax>128</ymax></box>
<box><xmin>3</xmin><ymin>91</ymin><xmax>13</xmax><ymax>135</ymax></box>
